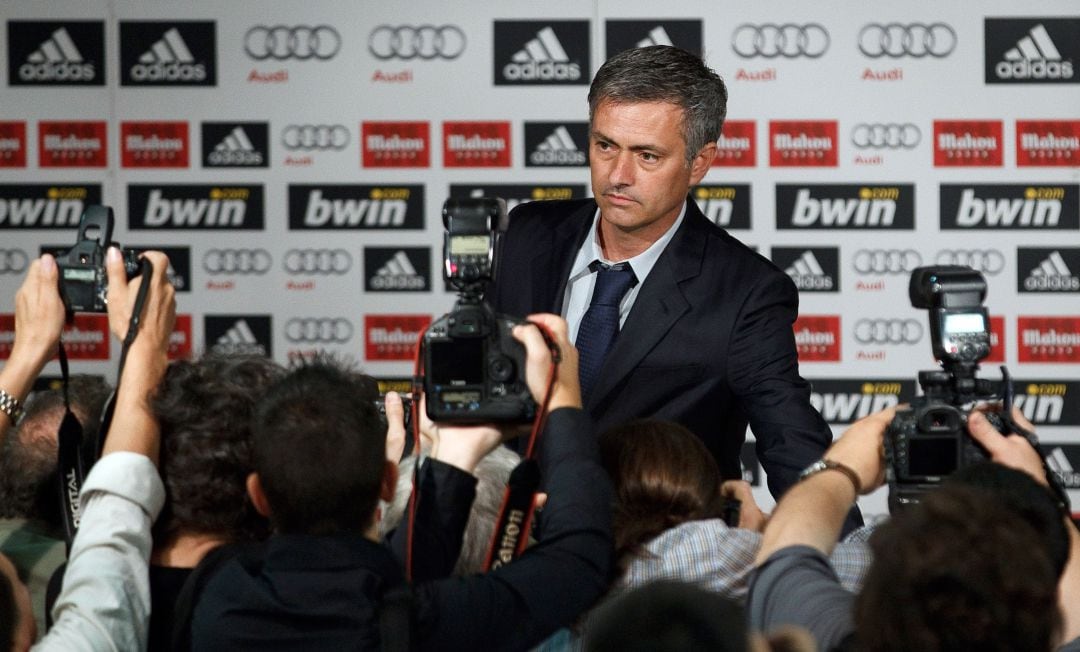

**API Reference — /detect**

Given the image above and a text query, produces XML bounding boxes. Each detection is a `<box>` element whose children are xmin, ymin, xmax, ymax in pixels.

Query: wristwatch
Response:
<box><xmin>0</xmin><ymin>389</ymin><xmax>24</xmax><ymax>424</ymax></box>
<box><xmin>799</xmin><ymin>459</ymin><xmax>862</xmax><ymax>495</ymax></box>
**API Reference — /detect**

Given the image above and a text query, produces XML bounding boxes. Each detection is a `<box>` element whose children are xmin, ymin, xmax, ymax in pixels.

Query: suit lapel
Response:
<box><xmin>531</xmin><ymin>201</ymin><xmax>595</xmax><ymax>312</ymax></box>
<box><xmin>586</xmin><ymin>199</ymin><xmax>709</xmax><ymax>409</ymax></box>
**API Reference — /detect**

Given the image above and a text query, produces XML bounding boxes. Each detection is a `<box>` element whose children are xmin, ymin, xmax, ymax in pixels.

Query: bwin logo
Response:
<box><xmin>20</xmin><ymin>28</ymin><xmax>94</xmax><ymax>82</ymax></box>
<box><xmin>144</xmin><ymin>190</ymin><xmax>246</xmax><ymax>227</ymax></box>
<box><xmin>530</xmin><ymin>126</ymin><xmax>585</xmax><ymax>165</ymax></box>
<box><xmin>1025</xmin><ymin>251</ymin><xmax>1080</xmax><ymax>291</ymax></box>
<box><xmin>955</xmin><ymin>188</ymin><xmax>1063</xmax><ymax>227</ymax></box>
<box><xmin>208</xmin><ymin>127</ymin><xmax>263</xmax><ymax>166</ymax></box>
<box><xmin>811</xmin><ymin>391</ymin><xmax>900</xmax><ymax>423</ymax></box>
<box><xmin>0</xmin><ymin>196</ymin><xmax>85</xmax><ymax>227</ymax></box>
<box><xmin>792</xmin><ymin>188</ymin><xmax>899</xmax><ymax>227</ymax></box>
<box><xmin>303</xmin><ymin>190</ymin><xmax>406</xmax><ymax>227</ymax></box>
<box><xmin>131</xmin><ymin>28</ymin><xmax>206</xmax><ymax>82</ymax></box>
<box><xmin>504</xmin><ymin>27</ymin><xmax>581</xmax><ymax>81</ymax></box>
<box><xmin>785</xmin><ymin>251</ymin><xmax>834</xmax><ymax>290</ymax></box>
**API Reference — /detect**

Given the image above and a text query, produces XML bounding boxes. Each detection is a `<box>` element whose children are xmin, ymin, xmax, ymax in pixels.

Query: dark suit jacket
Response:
<box><xmin>491</xmin><ymin>197</ymin><xmax>833</xmax><ymax>498</ymax></box>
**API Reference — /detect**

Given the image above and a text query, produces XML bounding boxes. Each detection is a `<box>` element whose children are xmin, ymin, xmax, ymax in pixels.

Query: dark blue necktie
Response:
<box><xmin>577</xmin><ymin>261</ymin><xmax>637</xmax><ymax>401</ymax></box>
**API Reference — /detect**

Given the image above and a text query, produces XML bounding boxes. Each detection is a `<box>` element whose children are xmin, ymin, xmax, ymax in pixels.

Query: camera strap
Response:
<box><xmin>55</xmin><ymin>341</ymin><xmax>86</xmax><ymax>552</ymax></box>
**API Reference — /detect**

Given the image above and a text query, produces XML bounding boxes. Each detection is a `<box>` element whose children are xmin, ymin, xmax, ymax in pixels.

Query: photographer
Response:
<box><xmin>748</xmin><ymin>406</ymin><xmax>1080</xmax><ymax>651</ymax></box>
<box><xmin>0</xmin><ymin>248</ymin><xmax>176</xmax><ymax>650</ymax></box>
<box><xmin>190</xmin><ymin>313</ymin><xmax>614</xmax><ymax>650</ymax></box>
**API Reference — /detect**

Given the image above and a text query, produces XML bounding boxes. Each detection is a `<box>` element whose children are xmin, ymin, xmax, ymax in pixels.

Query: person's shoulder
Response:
<box><xmin>687</xmin><ymin>212</ymin><xmax>786</xmax><ymax>281</ymax></box>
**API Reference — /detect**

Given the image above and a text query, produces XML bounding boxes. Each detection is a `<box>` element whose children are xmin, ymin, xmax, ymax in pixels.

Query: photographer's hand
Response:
<box><xmin>0</xmin><ymin>254</ymin><xmax>67</xmax><ymax>439</ymax></box>
<box><xmin>384</xmin><ymin>391</ymin><xmax>406</xmax><ymax>464</ymax></box>
<box><xmin>822</xmin><ymin>406</ymin><xmax>897</xmax><ymax>495</ymax></box>
<box><xmin>513</xmin><ymin>313</ymin><xmax>581</xmax><ymax>412</ymax></box>
<box><xmin>101</xmin><ymin>249</ymin><xmax>175</xmax><ymax>464</ymax></box>
<box><xmin>967</xmin><ymin>409</ymin><xmax>1048</xmax><ymax>486</ymax></box>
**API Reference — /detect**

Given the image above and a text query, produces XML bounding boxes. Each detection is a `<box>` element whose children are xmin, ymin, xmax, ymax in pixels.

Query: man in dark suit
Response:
<box><xmin>491</xmin><ymin>45</ymin><xmax>835</xmax><ymax>500</ymax></box>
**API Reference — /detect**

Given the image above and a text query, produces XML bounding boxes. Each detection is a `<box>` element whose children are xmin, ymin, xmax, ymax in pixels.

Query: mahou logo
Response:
<box><xmin>119</xmin><ymin>21</ymin><xmax>217</xmax><ymax>86</ymax></box>
<box><xmin>0</xmin><ymin>185</ymin><xmax>102</xmax><ymax>229</ymax></box>
<box><xmin>288</xmin><ymin>185</ymin><xmax>424</xmax><ymax>230</ymax></box>
<box><xmin>713</xmin><ymin>120</ymin><xmax>756</xmax><ymax>167</ymax></box>
<box><xmin>168</xmin><ymin>314</ymin><xmax>193</xmax><ymax>360</ymax></box>
<box><xmin>1016</xmin><ymin>120</ymin><xmax>1080</xmax><ymax>166</ymax></box>
<box><xmin>365</xmin><ymin>315</ymin><xmax>431</xmax><ymax>361</ymax></box>
<box><xmin>0</xmin><ymin>122</ymin><xmax>27</xmax><ymax>168</ymax></box>
<box><xmin>121</xmin><ymin>121</ymin><xmax>189</xmax><ymax>168</ymax></box>
<box><xmin>448</xmin><ymin>184</ymin><xmax>587</xmax><ymax>214</ymax></box>
<box><xmin>7</xmin><ymin>21</ymin><xmax>105</xmax><ymax>86</ymax></box>
<box><xmin>362</xmin><ymin>121</ymin><xmax>430</xmax><ymax>168</ymax></box>
<box><xmin>691</xmin><ymin>184</ymin><xmax>752</xmax><ymax>229</ymax></box>
<box><xmin>1018</xmin><ymin>316</ymin><xmax>1080</xmax><ymax>363</ymax></box>
<box><xmin>2</xmin><ymin>314</ymin><xmax>108</xmax><ymax>361</ymax></box>
<box><xmin>940</xmin><ymin>184</ymin><xmax>1080</xmax><ymax>230</ymax></box>
<box><xmin>987</xmin><ymin>315</ymin><xmax>1006</xmax><ymax>363</ymax></box>
<box><xmin>443</xmin><ymin>121</ymin><xmax>511</xmax><ymax>167</ymax></box>
<box><xmin>769</xmin><ymin>120</ymin><xmax>837</xmax><ymax>167</ymax></box>
<box><xmin>793</xmin><ymin>315</ymin><xmax>841</xmax><ymax>361</ymax></box>
<box><xmin>933</xmin><ymin>120</ymin><xmax>1003</xmax><ymax>166</ymax></box>
<box><xmin>39</xmin><ymin>121</ymin><xmax>107</xmax><ymax>168</ymax></box>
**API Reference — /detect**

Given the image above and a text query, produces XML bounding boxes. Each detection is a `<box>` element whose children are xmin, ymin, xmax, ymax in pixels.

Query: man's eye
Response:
<box><xmin>640</xmin><ymin>152</ymin><xmax>658</xmax><ymax>162</ymax></box>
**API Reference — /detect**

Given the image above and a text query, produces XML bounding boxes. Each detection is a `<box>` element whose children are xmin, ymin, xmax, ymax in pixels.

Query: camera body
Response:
<box><xmin>884</xmin><ymin>266</ymin><xmax>1002</xmax><ymax>511</ymax></box>
<box><xmin>423</xmin><ymin>198</ymin><xmax>536</xmax><ymax>423</ymax></box>
<box><xmin>55</xmin><ymin>205</ymin><xmax>140</xmax><ymax>313</ymax></box>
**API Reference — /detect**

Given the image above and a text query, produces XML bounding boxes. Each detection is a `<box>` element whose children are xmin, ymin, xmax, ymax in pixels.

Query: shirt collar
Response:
<box><xmin>568</xmin><ymin>200</ymin><xmax>688</xmax><ymax>281</ymax></box>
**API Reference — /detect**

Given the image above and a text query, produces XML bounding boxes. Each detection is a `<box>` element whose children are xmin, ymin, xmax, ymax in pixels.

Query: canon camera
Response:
<box><xmin>422</xmin><ymin>198</ymin><xmax>535</xmax><ymax>423</ymax></box>
<box><xmin>55</xmin><ymin>205</ymin><xmax>141</xmax><ymax>313</ymax></box>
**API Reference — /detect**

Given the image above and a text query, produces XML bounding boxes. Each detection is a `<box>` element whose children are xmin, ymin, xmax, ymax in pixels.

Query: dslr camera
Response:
<box><xmin>55</xmin><ymin>205</ymin><xmax>140</xmax><ymax>313</ymax></box>
<box><xmin>884</xmin><ymin>266</ymin><xmax>1006</xmax><ymax>510</ymax></box>
<box><xmin>422</xmin><ymin>198</ymin><xmax>536</xmax><ymax>423</ymax></box>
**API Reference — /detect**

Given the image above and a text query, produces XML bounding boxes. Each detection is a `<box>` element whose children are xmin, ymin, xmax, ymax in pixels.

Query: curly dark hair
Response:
<box><xmin>599</xmin><ymin>419</ymin><xmax>725</xmax><ymax>575</ymax></box>
<box><xmin>152</xmin><ymin>353</ymin><xmax>285</xmax><ymax>543</ymax></box>
<box><xmin>855</xmin><ymin>484</ymin><xmax>1062</xmax><ymax>651</ymax></box>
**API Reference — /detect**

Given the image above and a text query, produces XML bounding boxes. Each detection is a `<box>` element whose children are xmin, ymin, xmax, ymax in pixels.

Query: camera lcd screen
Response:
<box><xmin>62</xmin><ymin>268</ymin><xmax>96</xmax><ymax>282</ymax></box>
<box><xmin>450</xmin><ymin>235</ymin><xmax>490</xmax><ymax>255</ymax></box>
<box><xmin>428</xmin><ymin>338</ymin><xmax>484</xmax><ymax>385</ymax></box>
<box><xmin>441</xmin><ymin>390</ymin><xmax>482</xmax><ymax>404</ymax></box>
<box><xmin>907</xmin><ymin>438</ymin><xmax>959</xmax><ymax>477</ymax></box>
<box><xmin>944</xmin><ymin>313</ymin><xmax>986</xmax><ymax>333</ymax></box>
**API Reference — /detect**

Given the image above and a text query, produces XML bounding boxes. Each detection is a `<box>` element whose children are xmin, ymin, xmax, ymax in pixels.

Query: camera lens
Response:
<box><xmin>489</xmin><ymin>355</ymin><xmax>514</xmax><ymax>383</ymax></box>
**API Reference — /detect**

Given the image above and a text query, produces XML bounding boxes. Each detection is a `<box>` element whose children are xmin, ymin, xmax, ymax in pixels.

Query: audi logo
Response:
<box><xmin>0</xmin><ymin>249</ymin><xmax>29</xmax><ymax>274</ymax></box>
<box><xmin>858</xmin><ymin>23</ymin><xmax>957</xmax><ymax>58</ymax></box>
<box><xmin>853</xmin><ymin>249</ymin><xmax>923</xmax><ymax>275</ymax></box>
<box><xmin>854</xmin><ymin>319</ymin><xmax>923</xmax><ymax>345</ymax></box>
<box><xmin>285</xmin><ymin>318</ymin><xmax>353</xmax><ymax>343</ymax></box>
<box><xmin>202</xmin><ymin>249</ymin><xmax>272</xmax><ymax>275</ymax></box>
<box><xmin>851</xmin><ymin>123</ymin><xmax>921</xmax><ymax>149</ymax></box>
<box><xmin>732</xmin><ymin>23</ymin><xmax>830</xmax><ymax>59</ymax></box>
<box><xmin>368</xmin><ymin>25</ymin><xmax>466</xmax><ymax>60</ymax></box>
<box><xmin>935</xmin><ymin>249</ymin><xmax>1006</xmax><ymax>275</ymax></box>
<box><xmin>284</xmin><ymin>249</ymin><xmax>352</xmax><ymax>275</ymax></box>
<box><xmin>282</xmin><ymin>124</ymin><xmax>349</xmax><ymax>151</ymax></box>
<box><xmin>244</xmin><ymin>25</ymin><xmax>341</xmax><ymax>60</ymax></box>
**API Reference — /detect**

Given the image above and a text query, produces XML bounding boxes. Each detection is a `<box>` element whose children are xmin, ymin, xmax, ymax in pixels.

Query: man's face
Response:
<box><xmin>589</xmin><ymin>100</ymin><xmax>714</xmax><ymax>243</ymax></box>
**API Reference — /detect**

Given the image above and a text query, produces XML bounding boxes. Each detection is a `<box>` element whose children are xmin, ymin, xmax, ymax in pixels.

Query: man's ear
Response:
<box><xmin>689</xmin><ymin>141</ymin><xmax>718</xmax><ymax>185</ymax></box>
<box><xmin>246</xmin><ymin>473</ymin><xmax>272</xmax><ymax>518</ymax></box>
<box><xmin>380</xmin><ymin>460</ymin><xmax>399</xmax><ymax>502</ymax></box>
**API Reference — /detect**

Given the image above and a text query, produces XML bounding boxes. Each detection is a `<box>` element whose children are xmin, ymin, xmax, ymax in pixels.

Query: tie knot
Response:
<box><xmin>589</xmin><ymin>261</ymin><xmax>637</xmax><ymax>307</ymax></box>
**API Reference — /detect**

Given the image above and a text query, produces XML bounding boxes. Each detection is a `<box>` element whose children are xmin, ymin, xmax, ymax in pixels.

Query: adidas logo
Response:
<box><xmin>1025</xmin><ymin>250</ymin><xmax>1080</xmax><ymax>291</ymax></box>
<box><xmin>636</xmin><ymin>26</ymin><xmax>674</xmax><ymax>48</ymax></box>
<box><xmin>530</xmin><ymin>126</ymin><xmax>586</xmax><ymax>165</ymax></box>
<box><xmin>370</xmin><ymin>251</ymin><xmax>426</xmax><ymax>290</ymax></box>
<box><xmin>1047</xmin><ymin>447</ymin><xmax>1080</xmax><ymax>488</ymax></box>
<box><xmin>213</xmin><ymin>319</ymin><xmax>266</xmax><ymax>355</ymax></box>
<box><xmin>784</xmin><ymin>251</ymin><xmax>834</xmax><ymax>290</ymax></box>
<box><xmin>996</xmin><ymin>24</ymin><xmax>1074</xmax><ymax>80</ymax></box>
<box><xmin>504</xmin><ymin>27</ymin><xmax>581</xmax><ymax>81</ymax></box>
<box><xmin>19</xmin><ymin>27</ymin><xmax>94</xmax><ymax>81</ymax></box>
<box><xmin>131</xmin><ymin>28</ymin><xmax>207</xmax><ymax>82</ymax></box>
<box><xmin>208</xmin><ymin>127</ymin><xmax>263</xmax><ymax>166</ymax></box>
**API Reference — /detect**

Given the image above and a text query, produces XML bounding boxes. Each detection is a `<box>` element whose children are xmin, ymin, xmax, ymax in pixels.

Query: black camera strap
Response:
<box><xmin>484</xmin><ymin>458</ymin><xmax>540</xmax><ymax>570</ymax></box>
<box><xmin>56</xmin><ymin>257</ymin><xmax>155</xmax><ymax>547</ymax></box>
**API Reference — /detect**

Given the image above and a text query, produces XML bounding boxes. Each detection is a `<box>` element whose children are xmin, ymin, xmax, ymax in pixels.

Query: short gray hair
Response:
<box><xmin>588</xmin><ymin>45</ymin><xmax>728</xmax><ymax>165</ymax></box>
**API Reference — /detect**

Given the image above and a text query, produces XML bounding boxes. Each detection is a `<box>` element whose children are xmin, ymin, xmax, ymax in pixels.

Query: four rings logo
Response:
<box><xmin>244</xmin><ymin>25</ymin><xmax>340</xmax><ymax>60</ymax></box>
<box><xmin>853</xmin><ymin>249</ymin><xmax>922</xmax><ymax>275</ymax></box>
<box><xmin>202</xmin><ymin>249</ymin><xmax>271</xmax><ymax>275</ymax></box>
<box><xmin>858</xmin><ymin>23</ymin><xmax>957</xmax><ymax>58</ymax></box>
<box><xmin>854</xmin><ymin>318</ymin><xmax>923</xmax><ymax>345</ymax></box>
<box><xmin>285</xmin><ymin>318</ymin><xmax>353</xmax><ymax>344</ymax></box>
<box><xmin>284</xmin><ymin>249</ymin><xmax>352</xmax><ymax>275</ymax></box>
<box><xmin>369</xmin><ymin>25</ymin><xmax>465</xmax><ymax>60</ymax></box>
<box><xmin>852</xmin><ymin>123</ymin><xmax>921</xmax><ymax>149</ymax></box>
<box><xmin>0</xmin><ymin>249</ymin><xmax>29</xmax><ymax>274</ymax></box>
<box><xmin>732</xmin><ymin>23</ymin><xmax>830</xmax><ymax>58</ymax></box>
<box><xmin>283</xmin><ymin>124</ymin><xmax>349</xmax><ymax>151</ymax></box>
<box><xmin>934</xmin><ymin>249</ymin><xmax>1005</xmax><ymax>275</ymax></box>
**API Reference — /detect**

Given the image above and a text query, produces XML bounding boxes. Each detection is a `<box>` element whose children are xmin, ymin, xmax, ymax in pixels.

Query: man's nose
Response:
<box><xmin>608</xmin><ymin>151</ymin><xmax>634</xmax><ymax>186</ymax></box>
